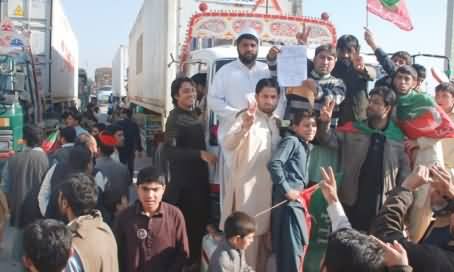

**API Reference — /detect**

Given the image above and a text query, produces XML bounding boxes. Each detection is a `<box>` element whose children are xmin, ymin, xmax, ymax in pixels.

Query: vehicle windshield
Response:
<box><xmin>0</xmin><ymin>55</ymin><xmax>15</xmax><ymax>92</ymax></box>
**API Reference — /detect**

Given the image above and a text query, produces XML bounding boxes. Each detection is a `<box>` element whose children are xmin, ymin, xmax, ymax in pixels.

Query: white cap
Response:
<box><xmin>236</xmin><ymin>27</ymin><xmax>260</xmax><ymax>42</ymax></box>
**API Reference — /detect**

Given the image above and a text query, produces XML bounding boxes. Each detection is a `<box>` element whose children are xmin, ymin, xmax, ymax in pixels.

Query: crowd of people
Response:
<box><xmin>1</xmin><ymin>25</ymin><xmax>454</xmax><ymax>272</ymax></box>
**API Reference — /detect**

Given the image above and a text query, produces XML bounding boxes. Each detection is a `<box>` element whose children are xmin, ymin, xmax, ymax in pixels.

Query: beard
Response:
<box><xmin>238</xmin><ymin>50</ymin><xmax>257</xmax><ymax>66</ymax></box>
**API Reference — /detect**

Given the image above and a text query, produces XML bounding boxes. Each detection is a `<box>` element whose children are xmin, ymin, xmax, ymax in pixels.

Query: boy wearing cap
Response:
<box><xmin>113</xmin><ymin>166</ymin><xmax>190</xmax><ymax>272</ymax></box>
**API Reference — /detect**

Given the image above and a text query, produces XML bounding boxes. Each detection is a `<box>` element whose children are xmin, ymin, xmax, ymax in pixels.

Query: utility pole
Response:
<box><xmin>446</xmin><ymin>0</ymin><xmax>454</xmax><ymax>79</ymax></box>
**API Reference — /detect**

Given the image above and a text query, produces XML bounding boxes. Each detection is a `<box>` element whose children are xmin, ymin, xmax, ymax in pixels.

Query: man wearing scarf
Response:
<box><xmin>318</xmin><ymin>86</ymin><xmax>410</xmax><ymax>232</ymax></box>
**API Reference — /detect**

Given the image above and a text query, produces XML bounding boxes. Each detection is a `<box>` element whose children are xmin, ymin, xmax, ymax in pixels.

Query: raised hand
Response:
<box><xmin>296</xmin><ymin>24</ymin><xmax>311</xmax><ymax>45</ymax></box>
<box><xmin>320</xmin><ymin>166</ymin><xmax>338</xmax><ymax>205</ymax></box>
<box><xmin>319</xmin><ymin>99</ymin><xmax>335</xmax><ymax>123</ymax></box>
<box><xmin>430</xmin><ymin>165</ymin><xmax>454</xmax><ymax>199</ymax></box>
<box><xmin>401</xmin><ymin>165</ymin><xmax>430</xmax><ymax>192</ymax></box>
<box><xmin>372</xmin><ymin>237</ymin><xmax>409</xmax><ymax>267</ymax></box>
<box><xmin>267</xmin><ymin>46</ymin><xmax>281</xmax><ymax>62</ymax></box>
<box><xmin>351</xmin><ymin>49</ymin><xmax>366</xmax><ymax>72</ymax></box>
<box><xmin>364</xmin><ymin>27</ymin><xmax>378</xmax><ymax>51</ymax></box>
<box><xmin>242</xmin><ymin>100</ymin><xmax>257</xmax><ymax>131</ymax></box>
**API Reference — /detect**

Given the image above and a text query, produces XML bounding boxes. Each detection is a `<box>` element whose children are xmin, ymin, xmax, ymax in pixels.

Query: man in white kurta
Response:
<box><xmin>207</xmin><ymin>28</ymin><xmax>285</xmax><ymax>224</ymax></box>
<box><xmin>221</xmin><ymin>78</ymin><xmax>281</xmax><ymax>271</ymax></box>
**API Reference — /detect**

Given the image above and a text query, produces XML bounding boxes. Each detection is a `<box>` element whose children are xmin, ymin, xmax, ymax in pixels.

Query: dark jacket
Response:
<box><xmin>5</xmin><ymin>147</ymin><xmax>49</xmax><ymax>227</ymax></box>
<box><xmin>163</xmin><ymin>107</ymin><xmax>209</xmax><ymax>199</ymax></box>
<box><xmin>332</xmin><ymin>59</ymin><xmax>375</xmax><ymax>124</ymax></box>
<box><xmin>317</xmin><ymin>120</ymin><xmax>410</xmax><ymax>206</ymax></box>
<box><xmin>268</xmin><ymin>130</ymin><xmax>312</xmax><ymax>196</ymax></box>
<box><xmin>373</xmin><ymin>48</ymin><xmax>397</xmax><ymax>89</ymax></box>
<box><xmin>371</xmin><ymin>187</ymin><xmax>454</xmax><ymax>272</ymax></box>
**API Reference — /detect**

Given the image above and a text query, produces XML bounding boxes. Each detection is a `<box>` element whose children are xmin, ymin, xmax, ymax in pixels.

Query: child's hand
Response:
<box><xmin>285</xmin><ymin>189</ymin><xmax>300</xmax><ymax>201</ymax></box>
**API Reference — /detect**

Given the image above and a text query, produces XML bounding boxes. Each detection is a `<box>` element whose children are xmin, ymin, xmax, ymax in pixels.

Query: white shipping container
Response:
<box><xmin>112</xmin><ymin>45</ymin><xmax>128</xmax><ymax>98</ymax></box>
<box><xmin>4</xmin><ymin>0</ymin><xmax>78</xmax><ymax>104</ymax></box>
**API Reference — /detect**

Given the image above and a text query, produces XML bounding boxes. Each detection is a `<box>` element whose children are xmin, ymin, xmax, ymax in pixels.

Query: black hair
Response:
<box><xmin>255</xmin><ymin>78</ymin><xmax>280</xmax><ymax>95</ymax></box>
<box><xmin>191</xmin><ymin>73</ymin><xmax>207</xmax><ymax>87</ymax></box>
<box><xmin>23</xmin><ymin>219</ymin><xmax>72</xmax><ymax>272</ymax></box>
<box><xmin>170</xmin><ymin>77</ymin><xmax>194</xmax><ymax>106</ymax></box>
<box><xmin>59</xmin><ymin>173</ymin><xmax>98</xmax><ymax>217</ymax></box>
<box><xmin>23</xmin><ymin>125</ymin><xmax>43</xmax><ymax>148</ymax></box>
<box><xmin>120</xmin><ymin>107</ymin><xmax>133</xmax><ymax>118</ymax></box>
<box><xmin>62</xmin><ymin>110</ymin><xmax>82</xmax><ymax>123</ymax></box>
<box><xmin>315</xmin><ymin>44</ymin><xmax>337</xmax><ymax>58</ymax></box>
<box><xmin>59</xmin><ymin>127</ymin><xmax>76</xmax><ymax>143</ymax></box>
<box><xmin>224</xmin><ymin>211</ymin><xmax>256</xmax><ymax>239</ymax></box>
<box><xmin>95</xmin><ymin>123</ymin><xmax>107</xmax><ymax>132</ymax></box>
<box><xmin>236</xmin><ymin>34</ymin><xmax>258</xmax><ymax>46</ymax></box>
<box><xmin>68</xmin><ymin>145</ymin><xmax>92</xmax><ymax>173</ymax></box>
<box><xmin>99</xmin><ymin>138</ymin><xmax>115</xmax><ymax>157</ymax></box>
<box><xmin>137</xmin><ymin>166</ymin><xmax>165</xmax><ymax>186</ymax></box>
<box><xmin>105</xmin><ymin>124</ymin><xmax>123</xmax><ymax>135</ymax></box>
<box><xmin>394</xmin><ymin>65</ymin><xmax>418</xmax><ymax>80</ymax></box>
<box><xmin>291</xmin><ymin>110</ymin><xmax>316</xmax><ymax>127</ymax></box>
<box><xmin>369</xmin><ymin>86</ymin><xmax>397</xmax><ymax>107</ymax></box>
<box><xmin>436</xmin><ymin>82</ymin><xmax>454</xmax><ymax>96</ymax></box>
<box><xmin>412</xmin><ymin>63</ymin><xmax>426</xmax><ymax>80</ymax></box>
<box><xmin>324</xmin><ymin>228</ymin><xmax>384</xmax><ymax>272</ymax></box>
<box><xmin>336</xmin><ymin>35</ymin><xmax>360</xmax><ymax>52</ymax></box>
<box><xmin>391</xmin><ymin>51</ymin><xmax>412</xmax><ymax>65</ymax></box>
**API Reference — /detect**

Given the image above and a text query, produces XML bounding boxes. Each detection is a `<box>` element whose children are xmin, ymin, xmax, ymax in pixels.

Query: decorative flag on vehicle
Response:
<box><xmin>367</xmin><ymin>0</ymin><xmax>414</xmax><ymax>31</ymax></box>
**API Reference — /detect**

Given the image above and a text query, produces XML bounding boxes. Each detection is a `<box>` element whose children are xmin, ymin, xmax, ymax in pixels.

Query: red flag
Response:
<box><xmin>367</xmin><ymin>0</ymin><xmax>414</xmax><ymax>31</ymax></box>
<box><xmin>298</xmin><ymin>185</ymin><xmax>319</xmax><ymax>246</ymax></box>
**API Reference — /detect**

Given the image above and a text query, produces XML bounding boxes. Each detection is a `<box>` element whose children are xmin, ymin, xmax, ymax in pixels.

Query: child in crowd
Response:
<box><xmin>208</xmin><ymin>211</ymin><xmax>256</xmax><ymax>272</ymax></box>
<box><xmin>268</xmin><ymin>110</ymin><xmax>317</xmax><ymax>272</ymax></box>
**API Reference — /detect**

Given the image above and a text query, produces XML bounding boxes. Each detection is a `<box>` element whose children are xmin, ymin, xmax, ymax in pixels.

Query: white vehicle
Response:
<box><xmin>1</xmin><ymin>0</ymin><xmax>79</xmax><ymax>108</ymax></box>
<box><xmin>128</xmin><ymin>0</ymin><xmax>335</xmax><ymax>127</ymax></box>
<box><xmin>112</xmin><ymin>45</ymin><xmax>128</xmax><ymax>98</ymax></box>
<box><xmin>96</xmin><ymin>86</ymin><xmax>113</xmax><ymax>105</ymax></box>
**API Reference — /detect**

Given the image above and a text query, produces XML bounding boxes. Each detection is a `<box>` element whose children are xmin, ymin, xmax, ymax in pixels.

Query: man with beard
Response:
<box><xmin>208</xmin><ymin>28</ymin><xmax>283</xmax><ymax>230</ymax></box>
<box><xmin>318</xmin><ymin>86</ymin><xmax>410</xmax><ymax>232</ymax></box>
<box><xmin>221</xmin><ymin>78</ymin><xmax>281</xmax><ymax>271</ymax></box>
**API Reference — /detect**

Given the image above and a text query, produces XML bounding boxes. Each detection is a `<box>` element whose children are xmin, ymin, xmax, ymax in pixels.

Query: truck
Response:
<box><xmin>112</xmin><ymin>45</ymin><xmax>128</xmax><ymax>99</ymax></box>
<box><xmin>128</xmin><ymin>0</ymin><xmax>336</xmax><ymax>129</ymax></box>
<box><xmin>0</xmin><ymin>0</ymin><xmax>78</xmax><ymax>161</ymax></box>
<box><xmin>1</xmin><ymin>0</ymin><xmax>79</xmax><ymax>111</ymax></box>
<box><xmin>94</xmin><ymin>67</ymin><xmax>112</xmax><ymax>89</ymax></box>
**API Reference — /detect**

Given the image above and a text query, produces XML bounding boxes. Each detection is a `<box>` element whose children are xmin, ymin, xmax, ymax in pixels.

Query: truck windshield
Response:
<box><xmin>0</xmin><ymin>55</ymin><xmax>15</xmax><ymax>92</ymax></box>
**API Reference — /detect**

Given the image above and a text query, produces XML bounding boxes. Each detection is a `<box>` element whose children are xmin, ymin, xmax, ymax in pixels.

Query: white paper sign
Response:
<box><xmin>277</xmin><ymin>45</ymin><xmax>308</xmax><ymax>87</ymax></box>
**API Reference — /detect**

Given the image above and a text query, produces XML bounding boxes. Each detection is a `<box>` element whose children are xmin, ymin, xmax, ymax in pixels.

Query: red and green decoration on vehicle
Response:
<box><xmin>367</xmin><ymin>0</ymin><xmax>414</xmax><ymax>31</ymax></box>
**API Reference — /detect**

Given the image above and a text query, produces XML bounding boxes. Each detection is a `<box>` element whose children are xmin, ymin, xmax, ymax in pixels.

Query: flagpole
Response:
<box><xmin>366</xmin><ymin>0</ymin><xmax>369</xmax><ymax>28</ymax></box>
